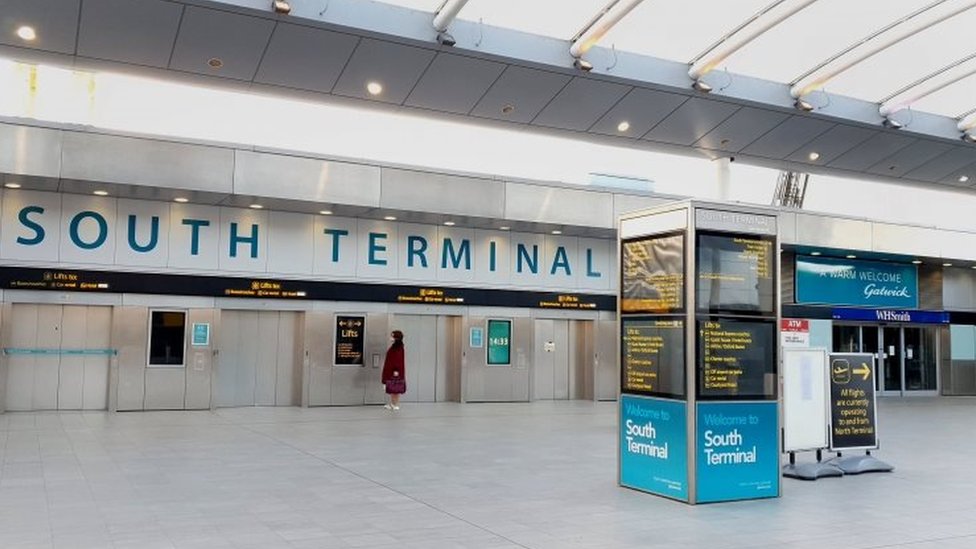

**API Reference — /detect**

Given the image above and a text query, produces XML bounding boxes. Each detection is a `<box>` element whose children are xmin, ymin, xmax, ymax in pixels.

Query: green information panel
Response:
<box><xmin>487</xmin><ymin>319</ymin><xmax>512</xmax><ymax>365</ymax></box>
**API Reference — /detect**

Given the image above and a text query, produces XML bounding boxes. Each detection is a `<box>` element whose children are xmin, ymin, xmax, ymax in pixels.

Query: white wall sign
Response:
<box><xmin>0</xmin><ymin>190</ymin><xmax>613</xmax><ymax>294</ymax></box>
<box><xmin>781</xmin><ymin>319</ymin><xmax>810</xmax><ymax>348</ymax></box>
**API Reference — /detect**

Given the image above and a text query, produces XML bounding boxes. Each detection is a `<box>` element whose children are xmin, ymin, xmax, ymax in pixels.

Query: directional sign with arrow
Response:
<box><xmin>828</xmin><ymin>353</ymin><xmax>879</xmax><ymax>451</ymax></box>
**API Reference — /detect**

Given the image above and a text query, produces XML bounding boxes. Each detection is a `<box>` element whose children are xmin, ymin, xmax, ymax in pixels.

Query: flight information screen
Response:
<box><xmin>697</xmin><ymin>318</ymin><xmax>776</xmax><ymax>400</ymax></box>
<box><xmin>621</xmin><ymin>233</ymin><xmax>684</xmax><ymax>314</ymax></box>
<box><xmin>696</xmin><ymin>232</ymin><xmax>775</xmax><ymax>315</ymax></box>
<box><xmin>622</xmin><ymin>318</ymin><xmax>685</xmax><ymax>399</ymax></box>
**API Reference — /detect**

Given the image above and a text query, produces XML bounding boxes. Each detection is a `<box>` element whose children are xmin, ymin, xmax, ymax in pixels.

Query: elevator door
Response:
<box><xmin>5</xmin><ymin>304</ymin><xmax>112</xmax><ymax>411</ymax></box>
<box><xmin>216</xmin><ymin>311</ymin><xmax>301</xmax><ymax>407</ymax></box>
<box><xmin>533</xmin><ymin>319</ymin><xmax>570</xmax><ymax>400</ymax></box>
<box><xmin>390</xmin><ymin>315</ymin><xmax>439</xmax><ymax>402</ymax></box>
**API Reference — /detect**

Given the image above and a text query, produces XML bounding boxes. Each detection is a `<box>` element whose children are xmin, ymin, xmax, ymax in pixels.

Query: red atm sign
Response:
<box><xmin>781</xmin><ymin>319</ymin><xmax>809</xmax><ymax>348</ymax></box>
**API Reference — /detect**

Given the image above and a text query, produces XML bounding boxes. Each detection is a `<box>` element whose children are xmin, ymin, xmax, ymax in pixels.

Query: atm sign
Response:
<box><xmin>781</xmin><ymin>319</ymin><xmax>810</xmax><ymax>348</ymax></box>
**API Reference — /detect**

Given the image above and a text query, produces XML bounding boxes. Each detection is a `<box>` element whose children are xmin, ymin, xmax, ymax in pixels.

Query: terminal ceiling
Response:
<box><xmin>4</xmin><ymin>0</ymin><xmax>976</xmax><ymax>191</ymax></box>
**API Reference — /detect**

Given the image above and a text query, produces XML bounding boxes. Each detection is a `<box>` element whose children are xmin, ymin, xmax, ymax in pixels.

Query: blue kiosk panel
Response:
<box><xmin>619</xmin><ymin>395</ymin><xmax>688</xmax><ymax>501</ymax></box>
<box><xmin>695</xmin><ymin>401</ymin><xmax>779</xmax><ymax>503</ymax></box>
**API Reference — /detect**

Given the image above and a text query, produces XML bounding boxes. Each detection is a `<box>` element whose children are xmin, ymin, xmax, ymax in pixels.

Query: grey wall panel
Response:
<box><xmin>234</xmin><ymin>151</ymin><xmax>381</xmax><ymax>206</ymax></box>
<box><xmin>782</xmin><ymin>251</ymin><xmax>796</xmax><ymax>304</ymax></box>
<box><xmin>613</xmin><ymin>194</ymin><xmax>671</xmax><ymax>220</ymax></box>
<box><xmin>577</xmin><ymin>320</ymin><xmax>594</xmax><ymax>400</ymax></box>
<box><xmin>275</xmin><ymin>312</ymin><xmax>302</xmax><ymax>406</ymax></box>
<box><xmin>0</xmin><ymin>123</ymin><xmax>63</xmax><ymax>178</ymax></box>
<box><xmin>0</xmin><ymin>304</ymin><xmax>7</xmax><ymax>411</ymax></box>
<box><xmin>778</xmin><ymin>211</ymin><xmax>797</xmax><ymax>245</ymax></box>
<box><xmin>512</xmin><ymin>316</ymin><xmax>532</xmax><ymax>402</ymax></box>
<box><xmin>462</xmin><ymin>316</ymin><xmax>484</xmax><ymax>402</ymax></box>
<box><xmin>305</xmin><ymin>311</ymin><xmax>332</xmax><ymax>406</ymax></box>
<box><xmin>794</xmin><ymin>214</ymin><xmax>872</xmax><ymax>250</ymax></box>
<box><xmin>184</xmin><ymin>308</ymin><xmax>214</xmax><ymax>409</ymax></box>
<box><xmin>381</xmin><ymin>169</ymin><xmax>504</xmax><ymax>218</ymax></box>
<box><xmin>595</xmin><ymin>319</ymin><xmax>617</xmax><ymax>401</ymax></box>
<box><xmin>554</xmin><ymin>320</ymin><xmax>570</xmax><ymax>400</ymax></box>
<box><xmin>113</xmin><ymin>306</ymin><xmax>148</xmax><ymax>411</ymax></box>
<box><xmin>505</xmin><ymin>183</ymin><xmax>613</xmax><ymax>227</ymax></box>
<box><xmin>872</xmin><ymin>223</ymin><xmax>941</xmax><ymax>257</ymax></box>
<box><xmin>61</xmin><ymin>132</ymin><xmax>235</xmax><ymax>192</ymax></box>
<box><xmin>144</xmin><ymin>368</ymin><xmax>186</xmax><ymax>410</ymax></box>
<box><xmin>944</xmin><ymin>268</ymin><xmax>976</xmax><ymax>311</ymax></box>
<box><xmin>362</xmin><ymin>313</ymin><xmax>389</xmax><ymax>405</ymax></box>
<box><xmin>78</xmin><ymin>0</ymin><xmax>183</xmax><ymax>68</ymax></box>
<box><xmin>919</xmin><ymin>266</ymin><xmax>943</xmax><ymax>311</ymax></box>
<box><xmin>938</xmin><ymin>231</ymin><xmax>976</xmax><ymax>263</ymax></box>
<box><xmin>533</xmin><ymin>319</ymin><xmax>554</xmax><ymax>400</ymax></box>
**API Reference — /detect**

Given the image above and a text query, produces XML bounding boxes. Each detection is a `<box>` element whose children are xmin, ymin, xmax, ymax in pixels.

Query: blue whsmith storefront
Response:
<box><xmin>782</xmin><ymin>253</ymin><xmax>976</xmax><ymax>397</ymax></box>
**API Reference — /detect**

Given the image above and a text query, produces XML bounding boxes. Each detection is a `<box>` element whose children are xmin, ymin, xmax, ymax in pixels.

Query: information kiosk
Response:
<box><xmin>618</xmin><ymin>201</ymin><xmax>781</xmax><ymax>504</ymax></box>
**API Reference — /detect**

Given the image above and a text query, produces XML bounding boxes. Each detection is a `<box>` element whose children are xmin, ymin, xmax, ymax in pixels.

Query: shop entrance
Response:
<box><xmin>833</xmin><ymin>324</ymin><xmax>938</xmax><ymax>396</ymax></box>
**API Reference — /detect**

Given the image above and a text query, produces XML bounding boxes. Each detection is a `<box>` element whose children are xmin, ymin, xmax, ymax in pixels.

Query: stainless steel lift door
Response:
<box><xmin>391</xmin><ymin>314</ymin><xmax>439</xmax><ymax>403</ymax></box>
<box><xmin>533</xmin><ymin>319</ymin><xmax>571</xmax><ymax>400</ymax></box>
<box><xmin>5</xmin><ymin>304</ymin><xmax>111</xmax><ymax>411</ymax></box>
<box><xmin>216</xmin><ymin>310</ymin><xmax>301</xmax><ymax>407</ymax></box>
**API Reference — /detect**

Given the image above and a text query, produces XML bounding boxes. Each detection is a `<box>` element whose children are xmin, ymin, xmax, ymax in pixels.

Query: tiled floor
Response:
<box><xmin>0</xmin><ymin>398</ymin><xmax>974</xmax><ymax>549</ymax></box>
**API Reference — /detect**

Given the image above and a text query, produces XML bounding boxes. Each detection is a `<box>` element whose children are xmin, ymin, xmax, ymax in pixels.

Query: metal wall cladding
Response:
<box><xmin>234</xmin><ymin>151</ymin><xmax>381</xmax><ymax>207</ymax></box>
<box><xmin>943</xmin><ymin>268</ymin><xmax>976</xmax><ymax>311</ymax></box>
<box><xmin>919</xmin><ymin>265</ymin><xmax>943</xmax><ymax>311</ymax></box>
<box><xmin>781</xmin><ymin>251</ymin><xmax>796</xmax><ymax>305</ymax></box>
<box><xmin>505</xmin><ymin>182</ymin><xmax>613</xmax><ymax>228</ymax></box>
<box><xmin>794</xmin><ymin>214</ymin><xmax>872</xmax><ymax>250</ymax></box>
<box><xmin>0</xmin><ymin>124</ymin><xmax>63</xmax><ymax>178</ymax></box>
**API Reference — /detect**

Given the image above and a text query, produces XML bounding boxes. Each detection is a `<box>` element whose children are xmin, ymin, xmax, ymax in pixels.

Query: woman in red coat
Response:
<box><xmin>382</xmin><ymin>330</ymin><xmax>406</xmax><ymax>410</ymax></box>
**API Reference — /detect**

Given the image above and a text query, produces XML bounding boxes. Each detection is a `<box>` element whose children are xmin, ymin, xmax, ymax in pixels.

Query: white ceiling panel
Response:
<box><xmin>458</xmin><ymin>0</ymin><xmax>607</xmax><ymax>40</ymax></box>
<box><xmin>599</xmin><ymin>0</ymin><xmax>771</xmax><ymax>62</ymax></box>
<box><xmin>0</xmin><ymin>0</ymin><xmax>80</xmax><ymax>55</ymax></box>
<box><xmin>824</xmin><ymin>8</ymin><xmax>976</xmax><ymax>102</ymax></box>
<box><xmin>78</xmin><ymin>0</ymin><xmax>183</xmax><ymax>68</ymax></box>
<box><xmin>910</xmin><ymin>71</ymin><xmax>976</xmax><ymax>118</ymax></box>
<box><xmin>726</xmin><ymin>0</ymin><xmax>925</xmax><ymax>84</ymax></box>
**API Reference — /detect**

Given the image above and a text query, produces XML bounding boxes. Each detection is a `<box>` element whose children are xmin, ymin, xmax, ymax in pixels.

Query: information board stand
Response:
<box><xmin>825</xmin><ymin>353</ymin><xmax>893</xmax><ymax>475</ymax></box>
<box><xmin>781</xmin><ymin>348</ymin><xmax>842</xmax><ymax>480</ymax></box>
<box><xmin>618</xmin><ymin>201</ymin><xmax>781</xmax><ymax>504</ymax></box>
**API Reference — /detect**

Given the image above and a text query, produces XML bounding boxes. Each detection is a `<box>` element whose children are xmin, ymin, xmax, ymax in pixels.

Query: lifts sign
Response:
<box><xmin>795</xmin><ymin>256</ymin><xmax>918</xmax><ymax>309</ymax></box>
<box><xmin>0</xmin><ymin>191</ymin><xmax>612</xmax><ymax>294</ymax></box>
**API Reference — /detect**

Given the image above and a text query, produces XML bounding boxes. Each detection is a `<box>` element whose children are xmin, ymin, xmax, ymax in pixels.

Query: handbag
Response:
<box><xmin>385</xmin><ymin>377</ymin><xmax>406</xmax><ymax>393</ymax></box>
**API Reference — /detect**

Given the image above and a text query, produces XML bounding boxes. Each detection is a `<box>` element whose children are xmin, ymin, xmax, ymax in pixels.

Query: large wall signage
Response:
<box><xmin>619</xmin><ymin>395</ymin><xmax>688</xmax><ymax>501</ymax></box>
<box><xmin>696</xmin><ymin>232</ymin><xmax>774</xmax><ymax>314</ymax></box>
<box><xmin>621</xmin><ymin>318</ymin><xmax>685</xmax><ymax>398</ymax></box>
<box><xmin>334</xmin><ymin>316</ymin><xmax>365</xmax><ymax>365</ymax></box>
<box><xmin>621</xmin><ymin>233</ymin><xmax>684</xmax><ymax>314</ymax></box>
<box><xmin>796</xmin><ymin>256</ymin><xmax>918</xmax><ymax>309</ymax></box>
<box><xmin>0</xmin><ymin>191</ymin><xmax>612</xmax><ymax>294</ymax></box>
<box><xmin>0</xmin><ymin>267</ymin><xmax>616</xmax><ymax>310</ymax></box>
<box><xmin>828</xmin><ymin>353</ymin><xmax>879</xmax><ymax>450</ymax></box>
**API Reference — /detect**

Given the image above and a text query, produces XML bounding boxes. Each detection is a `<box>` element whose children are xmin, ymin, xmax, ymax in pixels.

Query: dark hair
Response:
<box><xmin>391</xmin><ymin>330</ymin><xmax>404</xmax><ymax>349</ymax></box>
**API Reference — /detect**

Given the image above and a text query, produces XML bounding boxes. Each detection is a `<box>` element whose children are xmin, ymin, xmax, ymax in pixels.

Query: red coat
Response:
<box><xmin>382</xmin><ymin>344</ymin><xmax>405</xmax><ymax>382</ymax></box>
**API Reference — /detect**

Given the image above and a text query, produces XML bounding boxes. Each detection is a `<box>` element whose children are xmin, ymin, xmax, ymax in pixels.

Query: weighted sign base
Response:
<box><xmin>829</xmin><ymin>454</ymin><xmax>894</xmax><ymax>475</ymax></box>
<box><xmin>782</xmin><ymin>461</ymin><xmax>844</xmax><ymax>481</ymax></box>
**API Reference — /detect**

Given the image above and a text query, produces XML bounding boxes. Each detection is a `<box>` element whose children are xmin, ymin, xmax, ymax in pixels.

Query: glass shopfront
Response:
<box><xmin>832</xmin><ymin>324</ymin><xmax>939</xmax><ymax>396</ymax></box>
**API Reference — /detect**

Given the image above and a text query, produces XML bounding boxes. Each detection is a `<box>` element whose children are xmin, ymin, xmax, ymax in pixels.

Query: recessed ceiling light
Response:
<box><xmin>207</xmin><ymin>57</ymin><xmax>223</xmax><ymax>69</ymax></box>
<box><xmin>810</xmin><ymin>251</ymin><xmax>821</xmax><ymax>256</ymax></box>
<box><xmin>971</xmin><ymin>265</ymin><xmax>976</xmax><ymax>270</ymax></box>
<box><xmin>444</xmin><ymin>221</ymin><xmax>455</xmax><ymax>226</ymax></box>
<box><xmin>249</xmin><ymin>204</ymin><xmax>263</xmax><ymax>209</ymax></box>
<box><xmin>174</xmin><ymin>197</ymin><xmax>189</xmax><ymax>203</ymax></box>
<box><xmin>617</xmin><ymin>121</ymin><xmax>630</xmax><ymax>132</ymax></box>
<box><xmin>384</xmin><ymin>215</ymin><xmax>396</xmax><ymax>221</ymax></box>
<box><xmin>552</xmin><ymin>230</ymin><xmax>562</xmax><ymax>235</ymax></box>
<box><xmin>912</xmin><ymin>260</ymin><xmax>923</xmax><ymax>265</ymax></box>
<box><xmin>93</xmin><ymin>190</ymin><xmax>109</xmax><ymax>196</ymax></box>
<box><xmin>4</xmin><ymin>182</ymin><xmax>22</xmax><ymax>189</ymax></box>
<box><xmin>808</xmin><ymin>152</ymin><xmax>820</xmax><ymax>161</ymax></box>
<box><xmin>959</xmin><ymin>175</ymin><xmax>969</xmax><ymax>183</ymax></box>
<box><xmin>499</xmin><ymin>226</ymin><xmax>510</xmax><ymax>231</ymax></box>
<box><xmin>16</xmin><ymin>26</ymin><xmax>36</xmax><ymax>42</ymax></box>
<box><xmin>943</xmin><ymin>262</ymin><xmax>953</xmax><ymax>267</ymax></box>
<box><xmin>319</xmin><ymin>210</ymin><xmax>332</xmax><ymax>215</ymax></box>
<box><xmin>366</xmin><ymin>82</ymin><xmax>383</xmax><ymax>96</ymax></box>
<box><xmin>845</xmin><ymin>254</ymin><xmax>856</xmax><ymax>259</ymax></box>
<box><xmin>501</xmin><ymin>104</ymin><xmax>515</xmax><ymax>114</ymax></box>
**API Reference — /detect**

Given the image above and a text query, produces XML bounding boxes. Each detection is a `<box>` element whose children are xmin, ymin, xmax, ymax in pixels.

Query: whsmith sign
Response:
<box><xmin>0</xmin><ymin>191</ymin><xmax>612</xmax><ymax>294</ymax></box>
<box><xmin>795</xmin><ymin>256</ymin><xmax>918</xmax><ymax>309</ymax></box>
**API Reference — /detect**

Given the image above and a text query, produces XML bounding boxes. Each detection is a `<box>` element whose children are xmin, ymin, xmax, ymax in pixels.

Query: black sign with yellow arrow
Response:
<box><xmin>828</xmin><ymin>353</ymin><xmax>879</xmax><ymax>450</ymax></box>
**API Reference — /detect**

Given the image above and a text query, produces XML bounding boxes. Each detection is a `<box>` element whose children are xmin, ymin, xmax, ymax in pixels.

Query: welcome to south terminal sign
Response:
<box><xmin>795</xmin><ymin>256</ymin><xmax>918</xmax><ymax>309</ymax></box>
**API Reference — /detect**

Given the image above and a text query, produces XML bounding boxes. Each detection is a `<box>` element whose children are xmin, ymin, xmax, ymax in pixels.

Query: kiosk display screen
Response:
<box><xmin>698</xmin><ymin>318</ymin><xmax>776</xmax><ymax>400</ymax></box>
<box><xmin>621</xmin><ymin>233</ymin><xmax>684</xmax><ymax>314</ymax></box>
<box><xmin>696</xmin><ymin>232</ymin><xmax>774</xmax><ymax>314</ymax></box>
<box><xmin>622</xmin><ymin>318</ymin><xmax>685</xmax><ymax>398</ymax></box>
